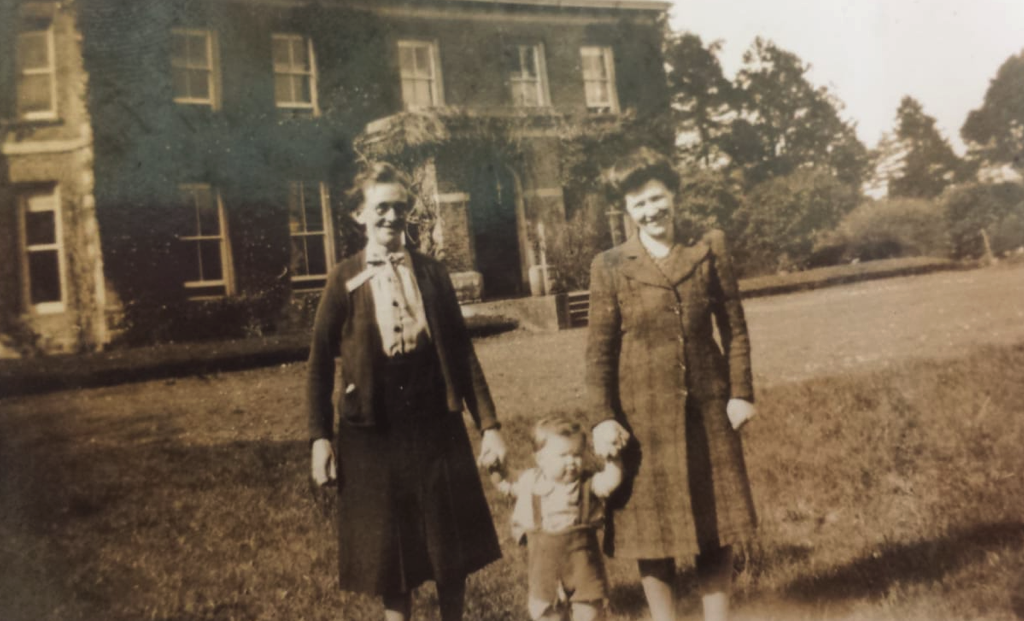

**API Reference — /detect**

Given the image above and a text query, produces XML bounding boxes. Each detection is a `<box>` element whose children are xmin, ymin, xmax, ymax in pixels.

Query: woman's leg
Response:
<box><xmin>437</xmin><ymin>577</ymin><xmax>466</xmax><ymax>621</ymax></box>
<box><xmin>696</xmin><ymin>545</ymin><xmax>734</xmax><ymax>621</ymax></box>
<box><xmin>638</xmin><ymin>558</ymin><xmax>676</xmax><ymax>621</ymax></box>
<box><xmin>383</xmin><ymin>591</ymin><xmax>411</xmax><ymax>621</ymax></box>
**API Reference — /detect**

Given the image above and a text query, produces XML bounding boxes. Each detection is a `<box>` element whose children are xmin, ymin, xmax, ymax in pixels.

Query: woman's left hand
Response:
<box><xmin>478</xmin><ymin>428</ymin><xmax>508</xmax><ymax>470</ymax></box>
<box><xmin>726</xmin><ymin>399</ymin><xmax>757</xmax><ymax>430</ymax></box>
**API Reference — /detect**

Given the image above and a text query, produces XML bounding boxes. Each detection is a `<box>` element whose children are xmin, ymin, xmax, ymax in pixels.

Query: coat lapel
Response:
<box><xmin>618</xmin><ymin>235</ymin><xmax>671</xmax><ymax>288</ymax></box>
<box><xmin>617</xmin><ymin>234</ymin><xmax>711</xmax><ymax>289</ymax></box>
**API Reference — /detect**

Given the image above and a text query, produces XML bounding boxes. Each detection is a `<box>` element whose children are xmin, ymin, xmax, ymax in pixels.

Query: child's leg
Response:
<box><xmin>638</xmin><ymin>558</ymin><xmax>676</xmax><ymax>621</ymax></box>
<box><xmin>529</xmin><ymin>596</ymin><xmax>566</xmax><ymax>621</ymax></box>
<box><xmin>570</xmin><ymin>601</ymin><xmax>604</xmax><ymax>621</ymax></box>
<box><xmin>696</xmin><ymin>545</ymin><xmax>733</xmax><ymax>621</ymax></box>
<box><xmin>383</xmin><ymin>590</ymin><xmax>411</xmax><ymax>621</ymax></box>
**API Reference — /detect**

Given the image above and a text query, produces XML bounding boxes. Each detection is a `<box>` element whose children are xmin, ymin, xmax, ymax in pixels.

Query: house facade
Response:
<box><xmin>0</xmin><ymin>0</ymin><xmax>669</xmax><ymax>355</ymax></box>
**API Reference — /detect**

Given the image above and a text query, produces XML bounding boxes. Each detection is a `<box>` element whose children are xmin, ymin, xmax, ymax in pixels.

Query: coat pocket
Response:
<box><xmin>340</xmin><ymin>383</ymin><xmax>365</xmax><ymax>424</ymax></box>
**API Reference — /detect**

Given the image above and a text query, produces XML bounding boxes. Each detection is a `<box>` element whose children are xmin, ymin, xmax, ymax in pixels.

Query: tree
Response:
<box><xmin>665</xmin><ymin>33</ymin><xmax>737</xmax><ymax>169</ymax></box>
<box><xmin>962</xmin><ymin>49</ymin><xmax>1024</xmax><ymax>173</ymax></box>
<box><xmin>730</xmin><ymin>167</ymin><xmax>860</xmax><ymax>274</ymax></box>
<box><xmin>885</xmin><ymin>96</ymin><xmax>968</xmax><ymax>199</ymax></box>
<box><xmin>726</xmin><ymin>38</ymin><xmax>869</xmax><ymax>188</ymax></box>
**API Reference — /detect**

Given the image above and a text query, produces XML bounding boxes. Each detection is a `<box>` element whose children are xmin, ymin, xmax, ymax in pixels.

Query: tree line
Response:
<box><xmin>660</xmin><ymin>34</ymin><xmax>1024</xmax><ymax>276</ymax></box>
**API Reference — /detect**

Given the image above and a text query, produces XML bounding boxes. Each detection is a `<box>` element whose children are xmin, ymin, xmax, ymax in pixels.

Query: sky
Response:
<box><xmin>666</xmin><ymin>0</ymin><xmax>1024</xmax><ymax>154</ymax></box>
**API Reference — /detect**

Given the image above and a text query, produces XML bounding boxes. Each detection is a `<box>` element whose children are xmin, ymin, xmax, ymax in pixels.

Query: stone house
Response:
<box><xmin>0</xmin><ymin>0</ymin><xmax>669</xmax><ymax>355</ymax></box>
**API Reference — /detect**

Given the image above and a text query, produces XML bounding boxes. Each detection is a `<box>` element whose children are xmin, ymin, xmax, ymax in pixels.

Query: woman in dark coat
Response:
<box><xmin>307</xmin><ymin>162</ymin><xmax>506</xmax><ymax>621</ymax></box>
<box><xmin>586</xmin><ymin>148</ymin><xmax>758</xmax><ymax>621</ymax></box>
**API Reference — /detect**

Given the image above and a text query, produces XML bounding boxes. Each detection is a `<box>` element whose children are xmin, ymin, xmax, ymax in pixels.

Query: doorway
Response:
<box><xmin>469</xmin><ymin>159</ymin><xmax>523</xmax><ymax>299</ymax></box>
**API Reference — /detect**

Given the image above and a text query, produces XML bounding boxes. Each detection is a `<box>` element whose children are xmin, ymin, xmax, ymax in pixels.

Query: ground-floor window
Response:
<box><xmin>177</xmin><ymin>184</ymin><xmax>233</xmax><ymax>299</ymax></box>
<box><xmin>288</xmin><ymin>181</ymin><xmax>334</xmax><ymax>290</ymax></box>
<box><xmin>17</xmin><ymin>184</ymin><xmax>65</xmax><ymax>313</ymax></box>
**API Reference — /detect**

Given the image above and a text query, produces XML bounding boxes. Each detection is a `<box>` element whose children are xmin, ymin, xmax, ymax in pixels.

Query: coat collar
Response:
<box><xmin>618</xmin><ymin>234</ymin><xmax>711</xmax><ymax>289</ymax></box>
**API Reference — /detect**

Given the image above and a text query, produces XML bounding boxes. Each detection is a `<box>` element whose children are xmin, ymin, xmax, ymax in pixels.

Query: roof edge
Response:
<box><xmin>449</xmin><ymin>0</ymin><xmax>670</xmax><ymax>11</ymax></box>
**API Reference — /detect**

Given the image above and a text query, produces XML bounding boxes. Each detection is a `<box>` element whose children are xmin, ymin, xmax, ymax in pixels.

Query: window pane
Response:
<box><xmin>199</xmin><ymin>240</ymin><xmax>223</xmax><ymax>281</ymax></box>
<box><xmin>171</xmin><ymin>33</ymin><xmax>188</xmax><ymax>64</ymax></box>
<box><xmin>28</xmin><ymin>250</ymin><xmax>61</xmax><ymax>304</ymax></box>
<box><xmin>17</xmin><ymin>74</ymin><xmax>52</xmax><ymax>114</ymax></box>
<box><xmin>188</xmin><ymin>34</ymin><xmax>209</xmax><ymax>66</ymax></box>
<box><xmin>275</xmin><ymin>74</ymin><xmax>291</xmax><ymax>104</ymax></box>
<box><xmin>303</xmin><ymin>186</ymin><xmax>324</xmax><ymax>230</ymax></box>
<box><xmin>188</xmin><ymin>70</ymin><xmax>210</xmax><ymax>101</ymax></box>
<box><xmin>194</xmin><ymin>191</ymin><xmax>219</xmax><ymax>236</ymax></box>
<box><xmin>415</xmin><ymin>80</ymin><xmax>431</xmax><ymax>107</ymax></box>
<box><xmin>522</xmin><ymin>47</ymin><xmax>537</xmax><ymax>78</ymax></box>
<box><xmin>17</xmin><ymin>32</ymin><xmax>49</xmax><ymax>70</ymax></box>
<box><xmin>180</xmin><ymin>240</ymin><xmax>201</xmax><ymax>281</ymax></box>
<box><xmin>292</xmin><ymin>39</ymin><xmax>309</xmax><ymax>71</ymax></box>
<box><xmin>305</xmin><ymin>236</ymin><xmax>327</xmax><ymax>275</ymax></box>
<box><xmin>414</xmin><ymin>46</ymin><xmax>430</xmax><ymax>75</ymax></box>
<box><xmin>401</xmin><ymin>79</ymin><xmax>416</xmax><ymax>108</ymax></box>
<box><xmin>272</xmin><ymin>36</ymin><xmax>291</xmax><ymax>67</ymax></box>
<box><xmin>399</xmin><ymin>47</ymin><xmax>415</xmax><ymax>74</ymax></box>
<box><xmin>172</xmin><ymin>67</ymin><xmax>189</xmax><ymax>98</ymax></box>
<box><xmin>290</xmin><ymin>237</ymin><xmax>309</xmax><ymax>276</ymax></box>
<box><xmin>296</xmin><ymin>75</ymin><xmax>311</xmax><ymax>104</ymax></box>
<box><xmin>582</xmin><ymin>53</ymin><xmax>604</xmax><ymax>78</ymax></box>
<box><xmin>25</xmin><ymin>210</ymin><xmax>56</xmax><ymax>246</ymax></box>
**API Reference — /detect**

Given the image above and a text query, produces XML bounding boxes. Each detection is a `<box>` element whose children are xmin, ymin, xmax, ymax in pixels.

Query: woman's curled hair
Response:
<box><xmin>604</xmin><ymin>147</ymin><xmax>681</xmax><ymax>206</ymax></box>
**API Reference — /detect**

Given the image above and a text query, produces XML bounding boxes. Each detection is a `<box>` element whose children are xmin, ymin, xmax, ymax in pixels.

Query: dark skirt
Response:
<box><xmin>334</xmin><ymin>348</ymin><xmax>501</xmax><ymax>596</ymax></box>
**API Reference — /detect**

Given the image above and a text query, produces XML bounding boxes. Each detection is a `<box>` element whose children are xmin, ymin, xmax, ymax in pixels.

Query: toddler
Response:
<box><xmin>492</xmin><ymin>417</ymin><xmax>622</xmax><ymax>621</ymax></box>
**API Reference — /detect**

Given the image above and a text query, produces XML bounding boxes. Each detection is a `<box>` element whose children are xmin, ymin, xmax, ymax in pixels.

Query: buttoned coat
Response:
<box><xmin>586</xmin><ymin>229</ymin><xmax>757</xmax><ymax>560</ymax></box>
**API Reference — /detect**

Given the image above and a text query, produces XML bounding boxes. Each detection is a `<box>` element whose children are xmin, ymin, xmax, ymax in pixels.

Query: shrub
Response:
<box><xmin>731</xmin><ymin>168</ymin><xmax>860</xmax><ymax>276</ymax></box>
<box><xmin>812</xmin><ymin>198</ymin><xmax>950</xmax><ymax>265</ymax></box>
<box><xmin>548</xmin><ymin>190</ymin><xmax>612</xmax><ymax>292</ymax></box>
<box><xmin>943</xmin><ymin>182</ymin><xmax>1024</xmax><ymax>259</ymax></box>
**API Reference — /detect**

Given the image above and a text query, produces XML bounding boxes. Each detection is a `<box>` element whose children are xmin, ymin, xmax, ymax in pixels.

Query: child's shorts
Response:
<box><xmin>527</xmin><ymin>527</ymin><xmax>608</xmax><ymax>606</ymax></box>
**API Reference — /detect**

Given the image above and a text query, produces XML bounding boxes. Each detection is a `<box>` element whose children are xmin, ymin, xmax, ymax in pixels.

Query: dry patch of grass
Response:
<box><xmin>3</xmin><ymin>342</ymin><xmax>1024</xmax><ymax>620</ymax></box>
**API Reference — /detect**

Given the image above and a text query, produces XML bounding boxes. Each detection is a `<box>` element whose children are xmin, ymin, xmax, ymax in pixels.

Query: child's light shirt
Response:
<box><xmin>511</xmin><ymin>468</ymin><xmax>605</xmax><ymax>543</ymax></box>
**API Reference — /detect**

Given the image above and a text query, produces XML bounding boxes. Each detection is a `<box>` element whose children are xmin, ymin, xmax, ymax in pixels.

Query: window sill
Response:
<box><xmin>2</xmin><ymin>116</ymin><xmax>65</xmax><ymax>130</ymax></box>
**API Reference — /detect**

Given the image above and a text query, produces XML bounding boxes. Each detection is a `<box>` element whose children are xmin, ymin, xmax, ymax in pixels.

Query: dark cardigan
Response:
<box><xmin>306</xmin><ymin>249</ymin><xmax>498</xmax><ymax>440</ymax></box>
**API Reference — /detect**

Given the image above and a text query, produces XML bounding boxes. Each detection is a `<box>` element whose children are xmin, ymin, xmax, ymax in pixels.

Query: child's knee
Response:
<box><xmin>528</xmin><ymin>596</ymin><xmax>565</xmax><ymax>621</ymax></box>
<box><xmin>571</xmin><ymin>601</ymin><xmax>605</xmax><ymax>621</ymax></box>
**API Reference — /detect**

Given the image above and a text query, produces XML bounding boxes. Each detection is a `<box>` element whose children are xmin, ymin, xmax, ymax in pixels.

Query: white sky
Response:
<box><xmin>667</xmin><ymin>0</ymin><xmax>1024</xmax><ymax>154</ymax></box>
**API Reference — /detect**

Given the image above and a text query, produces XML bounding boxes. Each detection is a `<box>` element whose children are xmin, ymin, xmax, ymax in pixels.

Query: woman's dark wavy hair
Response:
<box><xmin>344</xmin><ymin>161</ymin><xmax>413</xmax><ymax>213</ymax></box>
<box><xmin>604</xmin><ymin>147</ymin><xmax>681</xmax><ymax>207</ymax></box>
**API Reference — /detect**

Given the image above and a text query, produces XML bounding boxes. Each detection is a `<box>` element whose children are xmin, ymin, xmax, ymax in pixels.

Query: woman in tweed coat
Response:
<box><xmin>586</xmin><ymin>148</ymin><xmax>758</xmax><ymax>621</ymax></box>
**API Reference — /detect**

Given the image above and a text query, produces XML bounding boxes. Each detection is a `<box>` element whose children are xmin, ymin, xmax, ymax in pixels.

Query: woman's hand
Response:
<box><xmin>477</xmin><ymin>428</ymin><xmax>508</xmax><ymax>470</ymax></box>
<box><xmin>726</xmin><ymin>398</ymin><xmax>757</xmax><ymax>430</ymax></box>
<box><xmin>593</xmin><ymin>419</ymin><xmax>630</xmax><ymax>458</ymax></box>
<box><xmin>311</xmin><ymin>438</ymin><xmax>337</xmax><ymax>486</ymax></box>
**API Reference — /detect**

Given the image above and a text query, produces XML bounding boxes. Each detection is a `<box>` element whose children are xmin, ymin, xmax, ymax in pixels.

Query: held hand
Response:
<box><xmin>477</xmin><ymin>429</ymin><xmax>508</xmax><ymax>471</ymax></box>
<box><xmin>593</xmin><ymin>419</ymin><xmax>630</xmax><ymax>459</ymax></box>
<box><xmin>310</xmin><ymin>438</ymin><xmax>337</xmax><ymax>486</ymax></box>
<box><xmin>727</xmin><ymin>398</ymin><xmax>757</xmax><ymax>430</ymax></box>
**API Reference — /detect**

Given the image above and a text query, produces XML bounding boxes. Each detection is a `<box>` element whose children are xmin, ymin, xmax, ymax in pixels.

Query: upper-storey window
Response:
<box><xmin>272</xmin><ymin>34</ymin><xmax>318</xmax><ymax>114</ymax></box>
<box><xmin>18</xmin><ymin>185</ymin><xmax>65</xmax><ymax>313</ymax></box>
<box><xmin>398</xmin><ymin>40</ymin><xmax>444</xmax><ymax>110</ymax></box>
<box><xmin>177</xmin><ymin>184</ymin><xmax>233</xmax><ymax>298</ymax></box>
<box><xmin>16</xmin><ymin>23</ymin><xmax>58</xmax><ymax>120</ymax></box>
<box><xmin>508</xmin><ymin>43</ymin><xmax>550</xmax><ymax>108</ymax></box>
<box><xmin>288</xmin><ymin>181</ymin><xmax>334</xmax><ymax>290</ymax></box>
<box><xmin>580</xmin><ymin>46</ymin><xmax>619</xmax><ymax>114</ymax></box>
<box><xmin>171</xmin><ymin>29</ymin><xmax>219</xmax><ymax>108</ymax></box>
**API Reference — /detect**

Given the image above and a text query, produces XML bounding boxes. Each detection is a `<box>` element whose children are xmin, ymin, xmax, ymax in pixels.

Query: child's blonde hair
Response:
<box><xmin>532</xmin><ymin>416</ymin><xmax>586</xmax><ymax>453</ymax></box>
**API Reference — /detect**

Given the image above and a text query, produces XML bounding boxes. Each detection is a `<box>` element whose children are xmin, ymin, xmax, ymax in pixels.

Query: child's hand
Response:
<box><xmin>727</xmin><ymin>398</ymin><xmax>757</xmax><ymax>430</ymax></box>
<box><xmin>593</xmin><ymin>420</ymin><xmax>629</xmax><ymax>458</ymax></box>
<box><xmin>592</xmin><ymin>457</ymin><xmax>623</xmax><ymax>498</ymax></box>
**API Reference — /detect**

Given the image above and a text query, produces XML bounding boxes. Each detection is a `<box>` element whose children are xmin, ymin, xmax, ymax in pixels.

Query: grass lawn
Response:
<box><xmin>2</xmin><ymin>267</ymin><xmax>1024</xmax><ymax>621</ymax></box>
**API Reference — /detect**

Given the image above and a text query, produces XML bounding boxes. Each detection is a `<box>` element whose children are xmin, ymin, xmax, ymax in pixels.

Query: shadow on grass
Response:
<box><xmin>784</xmin><ymin>521</ymin><xmax>1024</xmax><ymax>603</ymax></box>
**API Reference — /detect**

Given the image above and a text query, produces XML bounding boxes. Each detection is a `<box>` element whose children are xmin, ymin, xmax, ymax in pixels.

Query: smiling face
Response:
<box><xmin>623</xmin><ymin>177</ymin><xmax>676</xmax><ymax>244</ymax></box>
<box><xmin>536</xmin><ymin>433</ymin><xmax>585</xmax><ymax>484</ymax></box>
<box><xmin>355</xmin><ymin>182</ymin><xmax>410</xmax><ymax>252</ymax></box>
